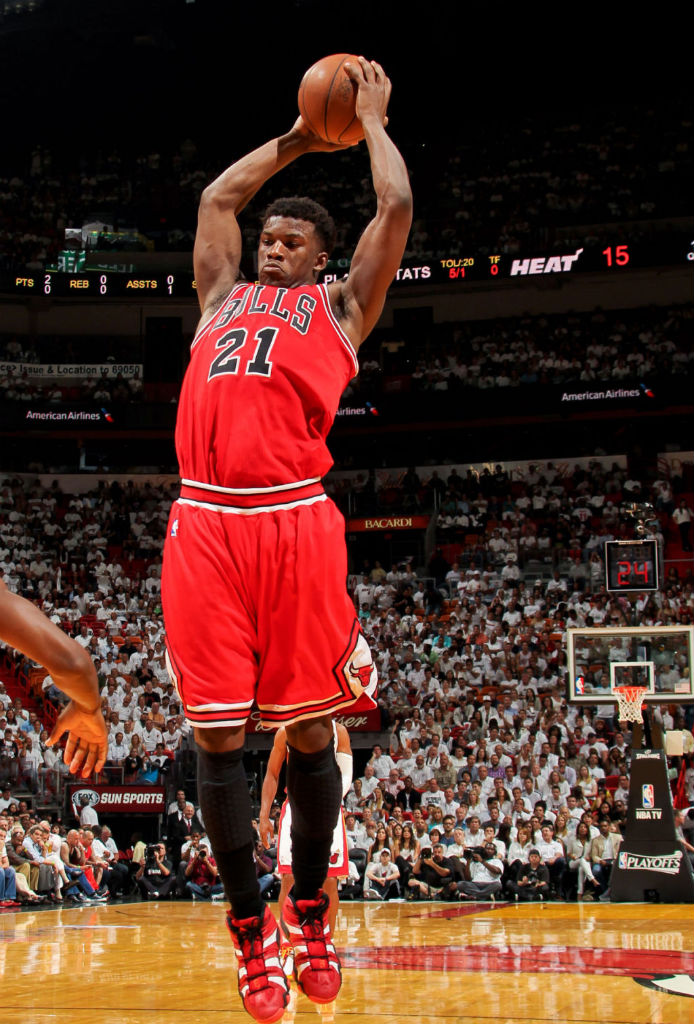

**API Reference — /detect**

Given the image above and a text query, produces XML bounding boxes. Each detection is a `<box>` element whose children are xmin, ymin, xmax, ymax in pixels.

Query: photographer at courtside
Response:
<box><xmin>447</xmin><ymin>841</ymin><xmax>504</xmax><ymax>901</ymax></box>
<box><xmin>135</xmin><ymin>841</ymin><xmax>175</xmax><ymax>899</ymax></box>
<box><xmin>184</xmin><ymin>842</ymin><xmax>224</xmax><ymax>901</ymax></box>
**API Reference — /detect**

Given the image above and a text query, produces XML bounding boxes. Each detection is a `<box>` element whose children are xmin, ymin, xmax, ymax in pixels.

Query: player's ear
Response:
<box><xmin>314</xmin><ymin>250</ymin><xmax>329</xmax><ymax>273</ymax></box>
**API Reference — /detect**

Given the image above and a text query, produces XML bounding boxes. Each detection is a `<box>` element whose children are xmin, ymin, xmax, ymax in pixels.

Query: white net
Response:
<box><xmin>614</xmin><ymin>686</ymin><xmax>648</xmax><ymax>723</ymax></box>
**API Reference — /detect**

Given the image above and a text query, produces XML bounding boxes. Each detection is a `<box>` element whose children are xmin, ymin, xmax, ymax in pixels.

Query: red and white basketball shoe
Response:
<box><xmin>281</xmin><ymin>890</ymin><xmax>341</xmax><ymax>1003</ymax></box>
<box><xmin>226</xmin><ymin>906</ymin><xmax>290</xmax><ymax>1023</ymax></box>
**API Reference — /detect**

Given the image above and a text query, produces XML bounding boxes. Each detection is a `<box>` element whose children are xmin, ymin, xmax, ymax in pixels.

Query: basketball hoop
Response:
<box><xmin>614</xmin><ymin>686</ymin><xmax>648</xmax><ymax>723</ymax></box>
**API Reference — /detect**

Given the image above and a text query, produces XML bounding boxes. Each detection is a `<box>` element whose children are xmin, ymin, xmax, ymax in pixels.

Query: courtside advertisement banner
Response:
<box><xmin>69</xmin><ymin>785</ymin><xmax>166</xmax><ymax>814</ymax></box>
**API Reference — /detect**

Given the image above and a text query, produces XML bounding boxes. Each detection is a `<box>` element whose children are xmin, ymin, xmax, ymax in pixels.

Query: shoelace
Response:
<box><xmin>237</xmin><ymin>923</ymin><xmax>269</xmax><ymax>981</ymax></box>
<box><xmin>298</xmin><ymin>909</ymin><xmax>332</xmax><ymax>967</ymax></box>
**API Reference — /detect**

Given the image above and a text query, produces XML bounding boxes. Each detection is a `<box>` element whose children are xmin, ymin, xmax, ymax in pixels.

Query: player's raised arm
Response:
<box><xmin>194</xmin><ymin>124</ymin><xmax>353</xmax><ymax>318</ymax></box>
<box><xmin>334</xmin><ymin>58</ymin><xmax>413</xmax><ymax>347</ymax></box>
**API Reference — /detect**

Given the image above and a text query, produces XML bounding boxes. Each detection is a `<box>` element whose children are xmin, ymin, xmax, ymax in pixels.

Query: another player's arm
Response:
<box><xmin>331</xmin><ymin>58</ymin><xmax>413</xmax><ymax>347</ymax></box>
<box><xmin>0</xmin><ymin>579</ymin><xmax>107</xmax><ymax>777</ymax></box>
<box><xmin>335</xmin><ymin>721</ymin><xmax>353</xmax><ymax>797</ymax></box>
<box><xmin>194</xmin><ymin>124</ymin><xmax>351</xmax><ymax>318</ymax></box>
<box><xmin>259</xmin><ymin>726</ymin><xmax>288</xmax><ymax>848</ymax></box>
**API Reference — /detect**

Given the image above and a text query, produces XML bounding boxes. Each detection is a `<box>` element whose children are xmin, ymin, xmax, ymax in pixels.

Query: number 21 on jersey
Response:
<box><xmin>207</xmin><ymin>326</ymin><xmax>277</xmax><ymax>381</ymax></box>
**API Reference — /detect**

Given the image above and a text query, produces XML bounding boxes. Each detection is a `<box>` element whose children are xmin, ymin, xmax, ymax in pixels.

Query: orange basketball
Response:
<box><xmin>298</xmin><ymin>54</ymin><xmax>364</xmax><ymax>145</ymax></box>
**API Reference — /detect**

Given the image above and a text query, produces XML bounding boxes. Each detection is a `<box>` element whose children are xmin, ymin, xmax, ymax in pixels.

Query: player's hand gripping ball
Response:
<box><xmin>298</xmin><ymin>53</ymin><xmax>365</xmax><ymax>145</ymax></box>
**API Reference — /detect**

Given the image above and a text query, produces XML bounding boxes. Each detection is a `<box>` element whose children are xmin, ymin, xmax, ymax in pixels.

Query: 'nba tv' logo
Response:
<box><xmin>641</xmin><ymin>784</ymin><xmax>655</xmax><ymax>809</ymax></box>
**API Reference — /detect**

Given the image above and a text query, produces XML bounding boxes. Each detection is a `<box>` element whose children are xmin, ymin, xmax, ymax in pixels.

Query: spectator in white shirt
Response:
<box><xmin>410</xmin><ymin>755</ymin><xmax>434</xmax><ymax>790</ymax></box>
<box><xmin>369</xmin><ymin>744</ymin><xmax>396</xmax><ymax>778</ymax></box>
<box><xmin>359</xmin><ymin>763</ymin><xmax>380</xmax><ymax>798</ymax></box>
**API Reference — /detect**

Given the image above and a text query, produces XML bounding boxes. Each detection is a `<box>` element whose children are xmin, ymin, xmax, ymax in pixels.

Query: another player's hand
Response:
<box><xmin>47</xmin><ymin>700</ymin><xmax>108</xmax><ymax>778</ymax></box>
<box><xmin>258</xmin><ymin>812</ymin><xmax>274</xmax><ymax>849</ymax></box>
<box><xmin>290</xmin><ymin>116</ymin><xmax>358</xmax><ymax>152</ymax></box>
<box><xmin>344</xmin><ymin>57</ymin><xmax>390</xmax><ymax>130</ymax></box>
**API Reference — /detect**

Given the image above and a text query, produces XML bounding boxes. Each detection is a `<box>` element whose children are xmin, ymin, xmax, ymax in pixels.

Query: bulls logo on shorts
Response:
<box><xmin>333</xmin><ymin>621</ymin><xmax>377</xmax><ymax>702</ymax></box>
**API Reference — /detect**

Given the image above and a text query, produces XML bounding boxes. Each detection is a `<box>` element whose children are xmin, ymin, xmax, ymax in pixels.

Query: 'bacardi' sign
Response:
<box><xmin>348</xmin><ymin>515</ymin><xmax>430</xmax><ymax>532</ymax></box>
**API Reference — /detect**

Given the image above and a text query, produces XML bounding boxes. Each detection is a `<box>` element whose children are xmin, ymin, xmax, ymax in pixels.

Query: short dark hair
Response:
<box><xmin>261</xmin><ymin>196</ymin><xmax>336</xmax><ymax>253</ymax></box>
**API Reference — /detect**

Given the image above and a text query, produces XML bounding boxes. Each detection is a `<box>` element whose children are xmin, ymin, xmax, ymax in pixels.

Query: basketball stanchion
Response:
<box><xmin>609</xmin><ymin>688</ymin><xmax>694</xmax><ymax>903</ymax></box>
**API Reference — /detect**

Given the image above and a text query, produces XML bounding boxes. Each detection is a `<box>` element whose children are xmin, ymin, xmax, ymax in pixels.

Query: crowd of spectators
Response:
<box><xmin>337</xmin><ymin>532</ymin><xmax>694</xmax><ymax>900</ymax></box>
<box><xmin>0</xmin><ymin>464</ymin><xmax>692</xmax><ymax>907</ymax></box>
<box><xmin>0</xmin><ymin>475</ymin><xmax>179</xmax><ymax>795</ymax></box>
<box><xmin>4</xmin><ymin>303</ymin><xmax>691</xmax><ymax>420</ymax></box>
<box><xmin>0</xmin><ymin>369</ymin><xmax>144</xmax><ymax>405</ymax></box>
<box><xmin>0</xmin><ymin>100</ymin><xmax>690</xmax><ymax>272</ymax></box>
<box><xmin>363</xmin><ymin>304</ymin><xmax>694</xmax><ymax>396</ymax></box>
<box><xmin>338</xmin><ymin>457</ymin><xmax>693</xmax><ymax>572</ymax></box>
<box><xmin>1</xmin><ymin>332</ymin><xmax>142</xmax><ymax>367</ymax></box>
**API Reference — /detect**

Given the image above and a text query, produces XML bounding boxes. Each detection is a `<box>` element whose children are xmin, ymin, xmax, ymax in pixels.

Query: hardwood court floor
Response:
<box><xmin>1</xmin><ymin>899</ymin><xmax>692</xmax><ymax>1023</ymax></box>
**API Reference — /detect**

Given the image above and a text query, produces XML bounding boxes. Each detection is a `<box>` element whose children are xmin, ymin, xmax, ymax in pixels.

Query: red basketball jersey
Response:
<box><xmin>175</xmin><ymin>282</ymin><xmax>359</xmax><ymax>492</ymax></box>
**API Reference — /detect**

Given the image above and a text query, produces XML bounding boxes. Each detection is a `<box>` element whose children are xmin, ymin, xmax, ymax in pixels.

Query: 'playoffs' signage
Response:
<box><xmin>618</xmin><ymin>850</ymin><xmax>683</xmax><ymax>876</ymax></box>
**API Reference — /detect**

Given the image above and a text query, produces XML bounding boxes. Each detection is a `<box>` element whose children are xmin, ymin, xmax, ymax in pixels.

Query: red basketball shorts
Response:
<box><xmin>161</xmin><ymin>492</ymin><xmax>377</xmax><ymax>729</ymax></box>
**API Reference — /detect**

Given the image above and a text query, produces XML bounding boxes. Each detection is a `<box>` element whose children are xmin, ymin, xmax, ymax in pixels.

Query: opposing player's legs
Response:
<box><xmin>281</xmin><ymin>716</ymin><xmax>342</xmax><ymax>1003</ymax></box>
<box><xmin>196</xmin><ymin>726</ymin><xmax>288</xmax><ymax>1023</ymax></box>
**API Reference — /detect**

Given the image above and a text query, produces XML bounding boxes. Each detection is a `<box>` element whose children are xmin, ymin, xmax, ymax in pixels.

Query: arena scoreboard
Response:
<box><xmin>604</xmin><ymin>539</ymin><xmax>660</xmax><ymax>593</ymax></box>
<box><xmin>1</xmin><ymin>236</ymin><xmax>691</xmax><ymax>298</ymax></box>
<box><xmin>4</xmin><ymin>272</ymin><xmax>198</xmax><ymax>299</ymax></box>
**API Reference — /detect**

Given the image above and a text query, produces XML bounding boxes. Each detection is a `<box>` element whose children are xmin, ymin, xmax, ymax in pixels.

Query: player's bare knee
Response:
<box><xmin>286</xmin><ymin>716</ymin><xmax>332</xmax><ymax>753</ymax></box>
<box><xmin>194</xmin><ymin>724</ymin><xmax>245</xmax><ymax>753</ymax></box>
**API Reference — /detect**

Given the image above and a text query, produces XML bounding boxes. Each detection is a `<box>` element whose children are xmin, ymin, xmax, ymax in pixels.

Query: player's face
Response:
<box><xmin>258</xmin><ymin>217</ymin><xmax>328</xmax><ymax>287</ymax></box>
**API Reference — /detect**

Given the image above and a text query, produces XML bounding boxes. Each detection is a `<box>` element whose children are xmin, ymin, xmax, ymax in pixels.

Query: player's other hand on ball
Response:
<box><xmin>291</xmin><ymin>115</ymin><xmax>359</xmax><ymax>152</ymax></box>
<box><xmin>344</xmin><ymin>57</ymin><xmax>391</xmax><ymax>130</ymax></box>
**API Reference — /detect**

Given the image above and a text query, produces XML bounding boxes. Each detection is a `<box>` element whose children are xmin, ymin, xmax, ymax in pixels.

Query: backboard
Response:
<box><xmin>566</xmin><ymin>625</ymin><xmax>694</xmax><ymax>704</ymax></box>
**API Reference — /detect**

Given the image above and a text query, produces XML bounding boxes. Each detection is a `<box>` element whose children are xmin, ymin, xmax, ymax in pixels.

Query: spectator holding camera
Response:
<box><xmin>448</xmin><ymin>841</ymin><xmax>503</xmax><ymax>900</ymax></box>
<box><xmin>185</xmin><ymin>842</ymin><xmax>224</xmax><ymax>901</ymax></box>
<box><xmin>176</xmin><ymin>829</ymin><xmax>209</xmax><ymax>893</ymax></box>
<box><xmin>407</xmin><ymin>842</ymin><xmax>455</xmax><ymax>899</ymax></box>
<box><xmin>135</xmin><ymin>841</ymin><xmax>175</xmax><ymax>899</ymax></box>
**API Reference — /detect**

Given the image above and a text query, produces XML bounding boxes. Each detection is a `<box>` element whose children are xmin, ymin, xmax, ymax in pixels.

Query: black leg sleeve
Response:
<box><xmin>286</xmin><ymin>740</ymin><xmax>342</xmax><ymax>901</ymax></box>
<box><xmin>196</xmin><ymin>745</ymin><xmax>261</xmax><ymax>920</ymax></box>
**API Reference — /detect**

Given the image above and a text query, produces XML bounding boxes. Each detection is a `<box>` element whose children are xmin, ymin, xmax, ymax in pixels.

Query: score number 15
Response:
<box><xmin>602</xmin><ymin>245</ymin><xmax>630</xmax><ymax>267</ymax></box>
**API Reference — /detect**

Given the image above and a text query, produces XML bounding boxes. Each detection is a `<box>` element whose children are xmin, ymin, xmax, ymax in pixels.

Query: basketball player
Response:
<box><xmin>259</xmin><ymin>721</ymin><xmax>353</xmax><ymax>978</ymax></box>
<box><xmin>162</xmin><ymin>56</ymin><xmax>411</xmax><ymax>1023</ymax></box>
<box><xmin>0</xmin><ymin>579</ymin><xmax>107</xmax><ymax>776</ymax></box>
